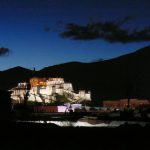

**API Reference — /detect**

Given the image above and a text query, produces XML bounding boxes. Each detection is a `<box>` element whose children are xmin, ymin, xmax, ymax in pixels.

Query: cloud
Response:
<box><xmin>60</xmin><ymin>17</ymin><xmax>150</xmax><ymax>43</ymax></box>
<box><xmin>0</xmin><ymin>47</ymin><xmax>10</xmax><ymax>56</ymax></box>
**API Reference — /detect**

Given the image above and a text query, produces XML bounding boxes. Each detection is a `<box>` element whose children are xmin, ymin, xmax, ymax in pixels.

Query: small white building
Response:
<box><xmin>9</xmin><ymin>82</ymin><xmax>28</xmax><ymax>103</ymax></box>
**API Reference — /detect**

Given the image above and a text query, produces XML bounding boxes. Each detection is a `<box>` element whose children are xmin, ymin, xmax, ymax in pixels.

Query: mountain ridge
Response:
<box><xmin>0</xmin><ymin>45</ymin><xmax>150</xmax><ymax>103</ymax></box>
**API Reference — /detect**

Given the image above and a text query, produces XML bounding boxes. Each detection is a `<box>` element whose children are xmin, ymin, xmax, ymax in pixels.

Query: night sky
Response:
<box><xmin>0</xmin><ymin>0</ymin><xmax>150</xmax><ymax>70</ymax></box>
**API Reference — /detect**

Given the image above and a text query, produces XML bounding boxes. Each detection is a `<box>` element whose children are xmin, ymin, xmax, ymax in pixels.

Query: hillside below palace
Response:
<box><xmin>10</xmin><ymin>77</ymin><xmax>91</xmax><ymax>104</ymax></box>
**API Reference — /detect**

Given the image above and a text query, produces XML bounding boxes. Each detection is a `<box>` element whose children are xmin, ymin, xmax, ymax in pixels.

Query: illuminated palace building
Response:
<box><xmin>10</xmin><ymin>77</ymin><xmax>91</xmax><ymax>104</ymax></box>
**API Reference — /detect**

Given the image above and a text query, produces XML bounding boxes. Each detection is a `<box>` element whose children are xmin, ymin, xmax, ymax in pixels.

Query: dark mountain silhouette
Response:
<box><xmin>0</xmin><ymin>66</ymin><xmax>33</xmax><ymax>90</ymax></box>
<box><xmin>0</xmin><ymin>46</ymin><xmax>150</xmax><ymax>104</ymax></box>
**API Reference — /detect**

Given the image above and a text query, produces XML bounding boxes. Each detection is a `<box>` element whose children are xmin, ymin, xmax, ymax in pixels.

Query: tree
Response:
<box><xmin>55</xmin><ymin>93</ymin><xmax>70</xmax><ymax>103</ymax></box>
<box><xmin>0</xmin><ymin>47</ymin><xmax>11</xmax><ymax>121</ymax></box>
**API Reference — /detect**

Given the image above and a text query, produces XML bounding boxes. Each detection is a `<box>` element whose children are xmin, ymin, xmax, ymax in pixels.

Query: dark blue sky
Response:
<box><xmin>0</xmin><ymin>0</ymin><xmax>150</xmax><ymax>70</ymax></box>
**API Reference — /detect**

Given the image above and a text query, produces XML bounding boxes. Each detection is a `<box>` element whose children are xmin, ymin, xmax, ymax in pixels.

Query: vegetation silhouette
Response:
<box><xmin>0</xmin><ymin>47</ymin><xmax>11</xmax><ymax>122</ymax></box>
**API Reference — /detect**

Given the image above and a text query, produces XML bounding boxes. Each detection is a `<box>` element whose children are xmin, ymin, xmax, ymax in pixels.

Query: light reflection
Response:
<box><xmin>15</xmin><ymin>120</ymin><xmax>150</xmax><ymax>127</ymax></box>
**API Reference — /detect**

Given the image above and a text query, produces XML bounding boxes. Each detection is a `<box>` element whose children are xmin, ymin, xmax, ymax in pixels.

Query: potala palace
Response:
<box><xmin>10</xmin><ymin>77</ymin><xmax>91</xmax><ymax>104</ymax></box>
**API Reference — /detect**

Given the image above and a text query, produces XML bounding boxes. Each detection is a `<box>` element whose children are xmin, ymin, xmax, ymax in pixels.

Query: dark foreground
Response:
<box><xmin>0</xmin><ymin>121</ymin><xmax>150</xmax><ymax>150</ymax></box>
